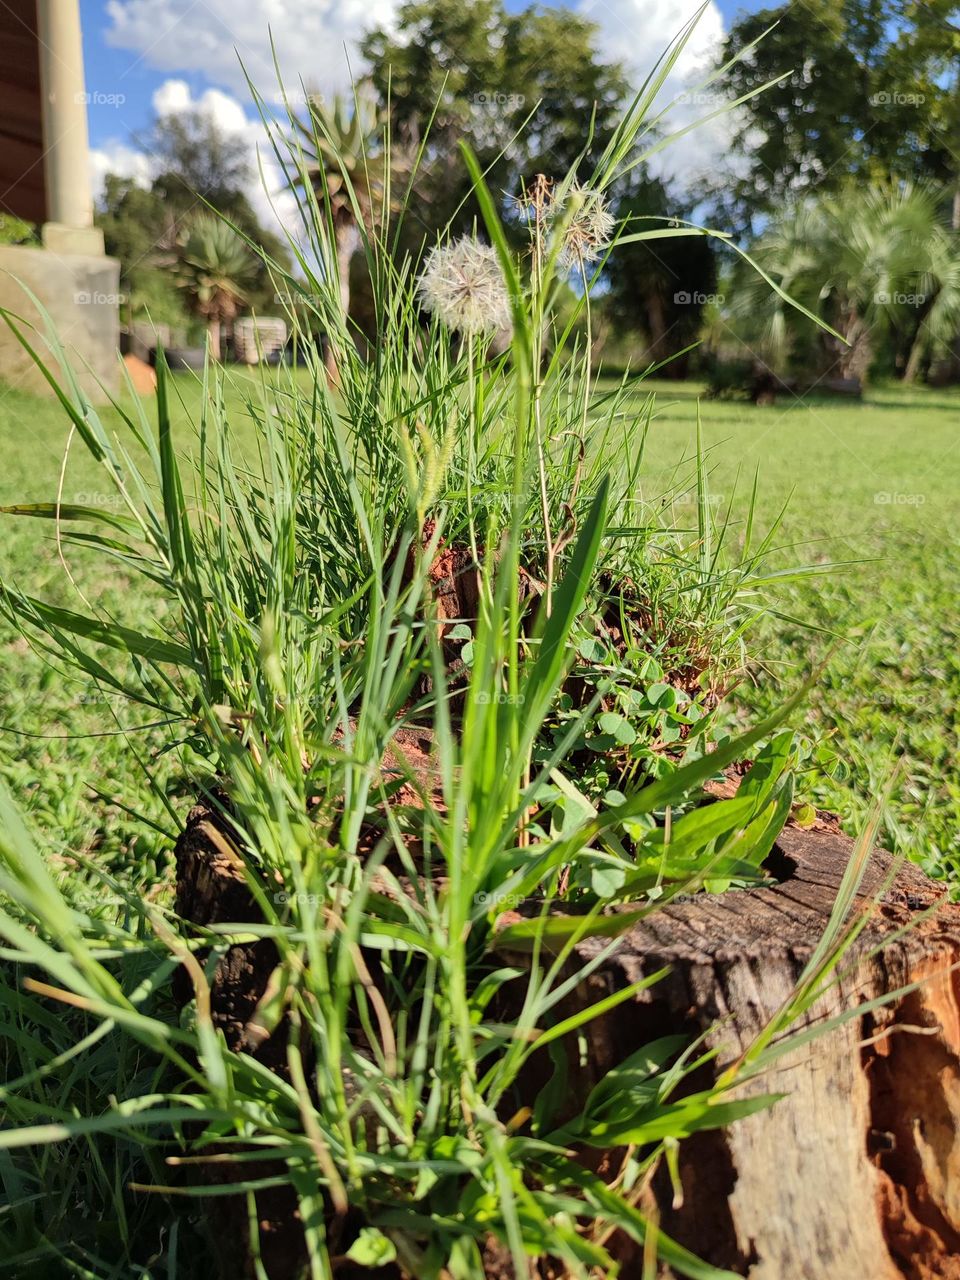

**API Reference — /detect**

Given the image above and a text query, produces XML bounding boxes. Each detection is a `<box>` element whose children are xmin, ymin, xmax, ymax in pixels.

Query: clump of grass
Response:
<box><xmin>0</xmin><ymin>15</ymin><xmax>867</xmax><ymax>1278</ymax></box>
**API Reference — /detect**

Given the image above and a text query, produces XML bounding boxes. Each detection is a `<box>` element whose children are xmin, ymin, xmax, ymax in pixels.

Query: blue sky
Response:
<box><xmin>80</xmin><ymin>0</ymin><xmax>767</xmax><ymax>154</ymax></box>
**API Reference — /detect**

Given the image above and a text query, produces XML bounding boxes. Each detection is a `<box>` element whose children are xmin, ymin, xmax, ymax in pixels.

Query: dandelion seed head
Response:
<box><xmin>551</xmin><ymin>184</ymin><xmax>615</xmax><ymax>267</ymax></box>
<box><xmin>417</xmin><ymin>236</ymin><xmax>512</xmax><ymax>336</ymax></box>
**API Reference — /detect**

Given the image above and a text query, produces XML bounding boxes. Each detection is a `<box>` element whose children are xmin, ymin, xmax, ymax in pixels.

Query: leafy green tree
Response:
<box><xmin>606</xmin><ymin>178</ymin><xmax>718</xmax><ymax>371</ymax></box>
<box><xmin>97</xmin><ymin>175</ymin><xmax>186</xmax><ymax>334</ymax></box>
<box><xmin>148</xmin><ymin>113</ymin><xmax>289</xmax><ymax>309</ymax></box>
<box><xmin>141</xmin><ymin>107</ymin><xmax>251</xmax><ymax>214</ymax></box>
<box><xmin>98</xmin><ymin>110</ymin><xmax>291</xmax><ymax>337</ymax></box>
<box><xmin>361</xmin><ymin>0</ymin><xmax>627</xmax><ymax>246</ymax></box>
<box><xmin>882</xmin><ymin>0</ymin><xmax>960</xmax><ymax>224</ymax></box>
<box><xmin>721</xmin><ymin>0</ymin><xmax>960</xmax><ymax>226</ymax></box>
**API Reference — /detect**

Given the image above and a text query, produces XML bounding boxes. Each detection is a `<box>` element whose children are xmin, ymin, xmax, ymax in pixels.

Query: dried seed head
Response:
<box><xmin>550</xmin><ymin>184</ymin><xmax>615</xmax><ymax>267</ymax></box>
<box><xmin>417</xmin><ymin>236</ymin><xmax>512</xmax><ymax>336</ymax></box>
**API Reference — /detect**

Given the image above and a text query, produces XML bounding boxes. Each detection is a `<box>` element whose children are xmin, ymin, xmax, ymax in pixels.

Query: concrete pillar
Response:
<box><xmin>36</xmin><ymin>0</ymin><xmax>104</xmax><ymax>255</ymax></box>
<box><xmin>0</xmin><ymin>0</ymin><xmax>120</xmax><ymax>397</ymax></box>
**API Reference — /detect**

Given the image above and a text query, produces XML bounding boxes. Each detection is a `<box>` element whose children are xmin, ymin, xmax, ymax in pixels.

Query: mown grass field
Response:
<box><xmin>0</xmin><ymin>371</ymin><xmax>958</xmax><ymax>882</ymax></box>
<box><xmin>633</xmin><ymin>378</ymin><xmax>960</xmax><ymax>877</ymax></box>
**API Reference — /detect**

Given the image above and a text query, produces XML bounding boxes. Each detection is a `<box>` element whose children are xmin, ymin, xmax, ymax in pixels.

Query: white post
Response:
<box><xmin>36</xmin><ymin>0</ymin><xmax>104</xmax><ymax>254</ymax></box>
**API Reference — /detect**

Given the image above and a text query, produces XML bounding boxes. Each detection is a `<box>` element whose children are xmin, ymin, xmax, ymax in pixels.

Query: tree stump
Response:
<box><xmin>558</xmin><ymin>822</ymin><xmax>960</xmax><ymax>1280</ymax></box>
<box><xmin>175</xmin><ymin>805</ymin><xmax>960</xmax><ymax>1279</ymax></box>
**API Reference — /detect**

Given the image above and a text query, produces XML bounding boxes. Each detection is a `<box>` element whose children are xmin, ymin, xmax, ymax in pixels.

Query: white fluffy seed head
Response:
<box><xmin>551</xmin><ymin>184</ymin><xmax>615</xmax><ymax>267</ymax></box>
<box><xmin>416</xmin><ymin>236</ymin><xmax>512</xmax><ymax>336</ymax></box>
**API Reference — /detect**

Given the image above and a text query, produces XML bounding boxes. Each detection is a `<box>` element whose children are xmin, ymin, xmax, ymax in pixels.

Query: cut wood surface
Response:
<box><xmin>175</xmin><ymin>799</ymin><xmax>960</xmax><ymax>1279</ymax></box>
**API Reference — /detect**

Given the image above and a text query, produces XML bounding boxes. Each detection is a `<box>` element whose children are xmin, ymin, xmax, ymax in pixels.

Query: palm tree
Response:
<box><xmin>289</xmin><ymin>90</ymin><xmax>392</xmax><ymax>371</ymax></box>
<box><xmin>900</xmin><ymin>218</ymin><xmax>960</xmax><ymax>381</ymax></box>
<box><xmin>178</xmin><ymin>216</ymin><xmax>256</xmax><ymax>361</ymax></box>
<box><xmin>734</xmin><ymin>183</ymin><xmax>960</xmax><ymax>383</ymax></box>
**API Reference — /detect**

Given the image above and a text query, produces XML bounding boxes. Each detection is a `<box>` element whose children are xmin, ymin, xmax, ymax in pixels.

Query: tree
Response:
<box><xmin>881</xmin><ymin>0</ymin><xmax>960</xmax><ymax>225</ymax></box>
<box><xmin>289</xmin><ymin>90</ymin><xmax>392</xmax><ymax>353</ymax></box>
<box><xmin>897</xmin><ymin>209</ymin><xmax>960</xmax><ymax>379</ymax></box>
<box><xmin>720</xmin><ymin>0</ymin><xmax>960</xmax><ymax>228</ymax></box>
<box><xmin>178</xmin><ymin>216</ymin><xmax>256</xmax><ymax>360</ymax></box>
<box><xmin>97</xmin><ymin>109</ymin><xmax>291</xmax><ymax>339</ymax></box>
<box><xmin>141</xmin><ymin>108</ymin><xmax>252</xmax><ymax>214</ymax></box>
<box><xmin>605</xmin><ymin>176</ymin><xmax>718</xmax><ymax>372</ymax></box>
<box><xmin>361</xmin><ymin>0</ymin><xmax>627</xmax><ymax>247</ymax></box>
<box><xmin>148</xmin><ymin>109</ymin><xmax>291</xmax><ymax>310</ymax></box>
<box><xmin>97</xmin><ymin>176</ymin><xmax>187</xmax><ymax>335</ymax></box>
<box><xmin>729</xmin><ymin>182</ymin><xmax>960</xmax><ymax>382</ymax></box>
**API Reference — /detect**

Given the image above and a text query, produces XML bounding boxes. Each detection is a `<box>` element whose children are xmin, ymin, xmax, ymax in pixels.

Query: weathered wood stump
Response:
<box><xmin>560</xmin><ymin>823</ymin><xmax>960</xmax><ymax>1280</ymax></box>
<box><xmin>175</xmin><ymin>805</ymin><xmax>960</xmax><ymax>1279</ymax></box>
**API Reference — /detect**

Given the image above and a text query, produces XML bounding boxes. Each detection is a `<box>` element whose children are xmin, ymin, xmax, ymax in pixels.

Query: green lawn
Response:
<box><xmin>0</xmin><ymin>372</ymin><xmax>273</xmax><ymax>895</ymax></box>
<box><xmin>630</xmin><ymin>377</ymin><xmax>960</xmax><ymax>876</ymax></box>
<box><xmin>1</xmin><ymin>371</ymin><xmax>958</xmax><ymax>880</ymax></box>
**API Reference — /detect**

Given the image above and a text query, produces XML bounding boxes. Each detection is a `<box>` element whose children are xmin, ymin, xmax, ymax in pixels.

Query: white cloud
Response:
<box><xmin>100</xmin><ymin>0</ymin><xmax>741</xmax><ymax>205</ymax></box>
<box><xmin>104</xmin><ymin>0</ymin><xmax>400</xmax><ymax>99</ymax></box>
<box><xmin>90</xmin><ymin>78</ymin><xmax>300</xmax><ymax>244</ymax></box>
<box><xmin>581</xmin><ymin>0</ymin><xmax>725</xmax><ymax>83</ymax></box>
<box><xmin>578</xmin><ymin>0</ymin><xmax>742</xmax><ymax>197</ymax></box>
<box><xmin>151</xmin><ymin>80</ymin><xmax>250</xmax><ymax>133</ymax></box>
<box><xmin>89</xmin><ymin>140</ymin><xmax>154</xmax><ymax>194</ymax></box>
